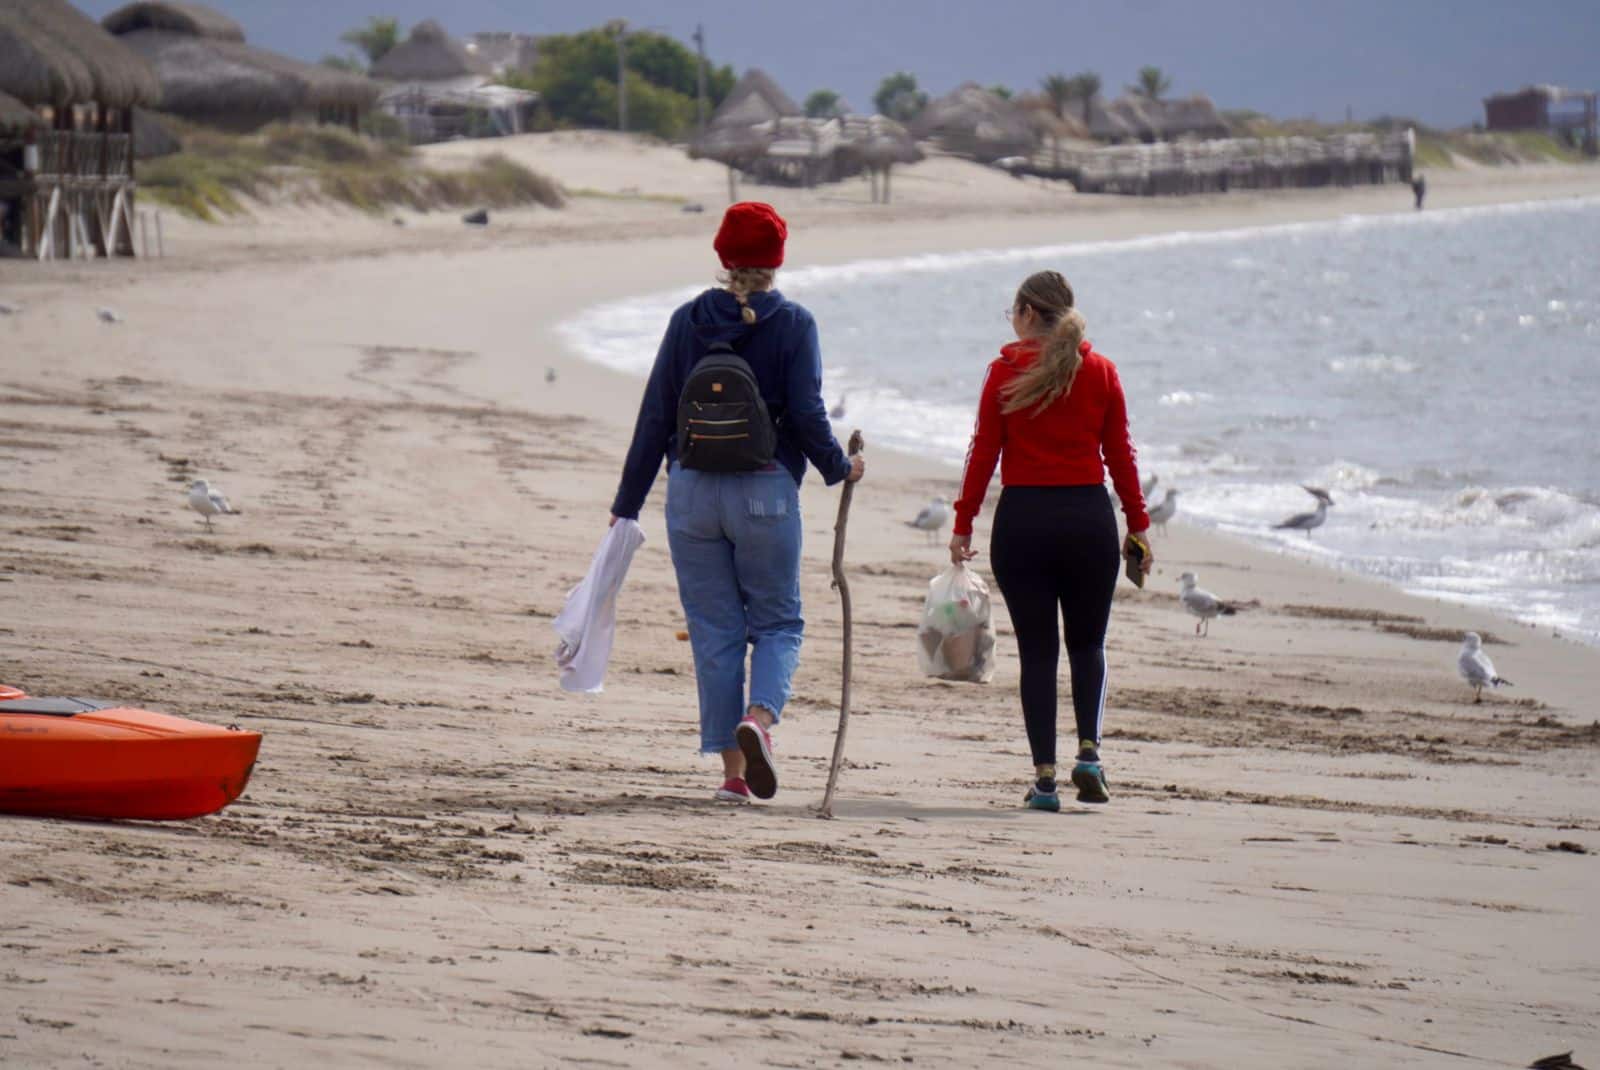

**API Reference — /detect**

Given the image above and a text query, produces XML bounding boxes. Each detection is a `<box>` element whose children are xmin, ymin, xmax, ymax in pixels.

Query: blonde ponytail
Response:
<box><xmin>719</xmin><ymin>267</ymin><xmax>776</xmax><ymax>325</ymax></box>
<box><xmin>1000</xmin><ymin>271</ymin><xmax>1085</xmax><ymax>415</ymax></box>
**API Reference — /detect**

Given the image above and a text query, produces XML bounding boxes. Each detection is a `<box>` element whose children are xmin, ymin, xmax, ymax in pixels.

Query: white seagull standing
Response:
<box><xmin>1273</xmin><ymin>485</ymin><xmax>1334</xmax><ymax>537</ymax></box>
<box><xmin>96</xmin><ymin>307</ymin><xmax>123</xmax><ymax>324</ymax></box>
<box><xmin>1148</xmin><ymin>489</ymin><xmax>1179</xmax><ymax>534</ymax></box>
<box><xmin>0</xmin><ymin>300</ymin><xmax>21</xmax><ymax>316</ymax></box>
<box><xmin>1178</xmin><ymin>571</ymin><xmax>1236</xmax><ymax>637</ymax></box>
<box><xmin>1457</xmin><ymin>631</ymin><xmax>1511</xmax><ymax>703</ymax></box>
<box><xmin>906</xmin><ymin>496</ymin><xmax>950</xmax><ymax>544</ymax></box>
<box><xmin>188</xmin><ymin>479</ymin><xmax>235</xmax><ymax>531</ymax></box>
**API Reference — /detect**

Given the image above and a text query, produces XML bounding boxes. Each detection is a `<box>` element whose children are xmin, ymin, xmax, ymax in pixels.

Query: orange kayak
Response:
<box><xmin>0</xmin><ymin>687</ymin><xmax>261</xmax><ymax>820</ymax></box>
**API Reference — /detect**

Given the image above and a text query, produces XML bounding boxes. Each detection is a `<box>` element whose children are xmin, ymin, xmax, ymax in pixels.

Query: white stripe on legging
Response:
<box><xmin>1094</xmin><ymin>637</ymin><xmax>1107</xmax><ymax>743</ymax></box>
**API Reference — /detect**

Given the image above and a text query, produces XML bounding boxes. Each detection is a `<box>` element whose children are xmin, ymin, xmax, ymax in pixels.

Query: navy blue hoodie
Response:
<box><xmin>611</xmin><ymin>288</ymin><xmax>851</xmax><ymax>519</ymax></box>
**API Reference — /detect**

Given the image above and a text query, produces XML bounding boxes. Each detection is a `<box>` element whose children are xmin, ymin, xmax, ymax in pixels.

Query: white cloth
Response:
<box><xmin>553</xmin><ymin>519</ymin><xmax>645</xmax><ymax>693</ymax></box>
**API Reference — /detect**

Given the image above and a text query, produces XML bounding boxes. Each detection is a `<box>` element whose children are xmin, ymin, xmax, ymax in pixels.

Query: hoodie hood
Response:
<box><xmin>688</xmin><ymin>287</ymin><xmax>786</xmax><ymax>348</ymax></box>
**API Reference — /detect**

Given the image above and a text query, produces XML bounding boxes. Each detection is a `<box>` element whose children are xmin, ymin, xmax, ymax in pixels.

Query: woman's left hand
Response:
<box><xmin>949</xmin><ymin>533</ymin><xmax>977</xmax><ymax>566</ymax></box>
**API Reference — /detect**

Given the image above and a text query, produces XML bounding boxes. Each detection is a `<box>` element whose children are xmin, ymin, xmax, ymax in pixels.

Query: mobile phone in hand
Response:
<box><xmin>1123</xmin><ymin>536</ymin><xmax>1146</xmax><ymax>589</ymax></box>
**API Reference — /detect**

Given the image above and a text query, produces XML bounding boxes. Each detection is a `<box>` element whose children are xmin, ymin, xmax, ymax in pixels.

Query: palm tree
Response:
<box><xmin>1070</xmin><ymin>71</ymin><xmax>1101</xmax><ymax>125</ymax></box>
<box><xmin>1041</xmin><ymin>74</ymin><xmax>1072</xmax><ymax>119</ymax></box>
<box><xmin>340</xmin><ymin>16</ymin><xmax>401</xmax><ymax>66</ymax></box>
<box><xmin>804</xmin><ymin>89</ymin><xmax>844</xmax><ymax>119</ymax></box>
<box><xmin>873</xmin><ymin>72</ymin><xmax>927</xmax><ymax>123</ymax></box>
<box><xmin>1129</xmin><ymin>66</ymin><xmax>1171</xmax><ymax>101</ymax></box>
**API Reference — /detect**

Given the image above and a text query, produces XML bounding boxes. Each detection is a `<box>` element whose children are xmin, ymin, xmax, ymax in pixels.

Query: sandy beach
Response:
<box><xmin>2</xmin><ymin>137</ymin><xmax>1597</xmax><ymax>1068</ymax></box>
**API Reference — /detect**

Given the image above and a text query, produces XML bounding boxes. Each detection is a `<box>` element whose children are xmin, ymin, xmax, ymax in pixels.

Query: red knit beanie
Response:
<box><xmin>714</xmin><ymin>201</ymin><xmax>787</xmax><ymax>269</ymax></box>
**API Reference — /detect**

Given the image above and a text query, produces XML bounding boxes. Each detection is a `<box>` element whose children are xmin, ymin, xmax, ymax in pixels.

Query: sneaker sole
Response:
<box><xmin>736</xmin><ymin>722</ymin><xmax>778</xmax><ymax>800</ymax></box>
<box><xmin>1025</xmin><ymin>795</ymin><xmax>1061</xmax><ymax>812</ymax></box>
<box><xmin>1071</xmin><ymin>764</ymin><xmax>1110</xmax><ymax>804</ymax></box>
<box><xmin>714</xmin><ymin>788</ymin><xmax>751</xmax><ymax>804</ymax></box>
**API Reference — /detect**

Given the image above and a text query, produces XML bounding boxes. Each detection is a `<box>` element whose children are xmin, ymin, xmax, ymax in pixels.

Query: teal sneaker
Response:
<box><xmin>1023</xmin><ymin>784</ymin><xmax>1061</xmax><ymax>812</ymax></box>
<box><xmin>1071</xmin><ymin>760</ymin><xmax>1111</xmax><ymax>804</ymax></box>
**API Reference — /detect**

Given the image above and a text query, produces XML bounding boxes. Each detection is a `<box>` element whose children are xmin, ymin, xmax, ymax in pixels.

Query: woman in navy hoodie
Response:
<box><xmin>611</xmin><ymin>202</ymin><xmax>864</xmax><ymax>804</ymax></box>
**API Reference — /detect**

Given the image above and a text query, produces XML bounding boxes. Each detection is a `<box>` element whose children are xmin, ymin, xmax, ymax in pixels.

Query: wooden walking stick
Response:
<box><xmin>819</xmin><ymin>430</ymin><xmax>864</xmax><ymax>820</ymax></box>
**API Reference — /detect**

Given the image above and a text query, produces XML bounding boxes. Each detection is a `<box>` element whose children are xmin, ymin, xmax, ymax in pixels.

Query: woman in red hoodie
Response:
<box><xmin>950</xmin><ymin>270</ymin><xmax>1151</xmax><ymax>812</ymax></box>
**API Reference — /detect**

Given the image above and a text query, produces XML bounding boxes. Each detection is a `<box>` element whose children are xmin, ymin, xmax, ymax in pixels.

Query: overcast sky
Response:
<box><xmin>79</xmin><ymin>0</ymin><xmax>1600</xmax><ymax>128</ymax></box>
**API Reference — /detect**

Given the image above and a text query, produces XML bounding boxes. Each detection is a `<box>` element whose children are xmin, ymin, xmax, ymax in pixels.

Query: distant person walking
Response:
<box><xmin>610</xmin><ymin>202</ymin><xmax>864</xmax><ymax>804</ymax></box>
<box><xmin>1411</xmin><ymin>172</ymin><xmax>1427</xmax><ymax>210</ymax></box>
<box><xmin>951</xmin><ymin>271</ymin><xmax>1151</xmax><ymax>811</ymax></box>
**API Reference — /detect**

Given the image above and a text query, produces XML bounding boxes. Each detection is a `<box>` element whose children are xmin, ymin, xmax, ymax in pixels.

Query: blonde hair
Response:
<box><xmin>1000</xmin><ymin>270</ymin><xmax>1086</xmax><ymax>415</ymax></box>
<box><xmin>719</xmin><ymin>267</ymin><xmax>776</xmax><ymax>324</ymax></box>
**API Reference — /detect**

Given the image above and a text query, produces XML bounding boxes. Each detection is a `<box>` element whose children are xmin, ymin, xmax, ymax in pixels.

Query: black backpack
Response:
<box><xmin>676</xmin><ymin>342</ymin><xmax>777</xmax><ymax>472</ymax></box>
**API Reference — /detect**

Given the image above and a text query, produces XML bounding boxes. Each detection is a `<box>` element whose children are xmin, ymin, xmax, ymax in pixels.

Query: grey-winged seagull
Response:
<box><xmin>1457</xmin><ymin>631</ymin><xmax>1511</xmax><ymax>703</ymax></box>
<box><xmin>188</xmin><ymin>479</ymin><xmax>235</xmax><ymax>531</ymax></box>
<box><xmin>1148</xmin><ymin>489</ymin><xmax>1179</xmax><ymax>534</ymax></box>
<box><xmin>906</xmin><ymin>496</ymin><xmax>950</xmax><ymax>544</ymax></box>
<box><xmin>1178</xmin><ymin>571</ymin><xmax>1236</xmax><ymax>637</ymax></box>
<box><xmin>1273</xmin><ymin>485</ymin><xmax>1334</xmax><ymax>537</ymax></box>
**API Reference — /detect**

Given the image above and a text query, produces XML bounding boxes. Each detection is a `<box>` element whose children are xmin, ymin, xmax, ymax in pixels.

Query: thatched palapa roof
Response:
<box><xmin>910</xmin><ymin>83</ymin><xmax>1037</xmax><ymax>162</ymax></box>
<box><xmin>370</xmin><ymin>20</ymin><xmax>489</xmax><ymax>83</ymax></box>
<box><xmin>103</xmin><ymin>2</ymin><xmax>378</xmax><ymax>123</ymax></box>
<box><xmin>707</xmin><ymin>68</ymin><xmax>802</xmax><ymax>128</ymax></box>
<box><xmin>102</xmin><ymin>1</ymin><xmax>242</xmax><ymax>42</ymax></box>
<box><xmin>0</xmin><ymin>88</ymin><xmax>42</xmax><ymax>129</ymax></box>
<box><xmin>0</xmin><ymin>0</ymin><xmax>160</xmax><ymax>109</ymax></box>
<box><xmin>1089</xmin><ymin>94</ymin><xmax>1227</xmax><ymax>142</ymax></box>
<box><xmin>691</xmin><ymin>69</ymin><xmax>802</xmax><ymax>166</ymax></box>
<box><xmin>838</xmin><ymin>114</ymin><xmax>921</xmax><ymax>167</ymax></box>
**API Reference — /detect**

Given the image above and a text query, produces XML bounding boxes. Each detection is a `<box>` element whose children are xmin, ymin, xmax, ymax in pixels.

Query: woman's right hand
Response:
<box><xmin>845</xmin><ymin>455</ymin><xmax>865</xmax><ymax>483</ymax></box>
<box><xmin>949</xmin><ymin>533</ymin><xmax>976</xmax><ymax>566</ymax></box>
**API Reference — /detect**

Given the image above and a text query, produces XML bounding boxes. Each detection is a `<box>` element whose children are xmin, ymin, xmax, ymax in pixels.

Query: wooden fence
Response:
<box><xmin>1015</xmin><ymin>131</ymin><xmax>1414</xmax><ymax>196</ymax></box>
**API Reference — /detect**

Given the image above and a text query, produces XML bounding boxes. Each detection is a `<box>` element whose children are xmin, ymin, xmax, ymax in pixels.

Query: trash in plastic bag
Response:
<box><xmin>916</xmin><ymin>564</ymin><xmax>996</xmax><ymax>683</ymax></box>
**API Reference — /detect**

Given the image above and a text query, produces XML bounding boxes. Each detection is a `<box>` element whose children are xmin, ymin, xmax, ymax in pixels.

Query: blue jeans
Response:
<box><xmin>665</xmin><ymin>463</ymin><xmax>804</xmax><ymax>755</ymax></box>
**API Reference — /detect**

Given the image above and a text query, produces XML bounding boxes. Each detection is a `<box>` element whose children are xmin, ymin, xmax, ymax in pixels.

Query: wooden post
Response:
<box><xmin>139</xmin><ymin>209</ymin><xmax>149</xmax><ymax>258</ymax></box>
<box><xmin>39</xmin><ymin>184</ymin><xmax>60</xmax><ymax>260</ymax></box>
<box><xmin>155</xmin><ymin>210</ymin><xmax>164</xmax><ymax>257</ymax></box>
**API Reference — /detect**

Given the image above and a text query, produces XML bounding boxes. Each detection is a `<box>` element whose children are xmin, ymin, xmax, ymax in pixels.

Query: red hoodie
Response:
<box><xmin>954</xmin><ymin>338</ymin><xmax>1148</xmax><ymax>537</ymax></box>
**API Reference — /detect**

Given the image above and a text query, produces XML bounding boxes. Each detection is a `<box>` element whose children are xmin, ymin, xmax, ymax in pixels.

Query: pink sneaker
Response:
<box><xmin>736</xmin><ymin>716</ymin><xmax>778</xmax><ymax>800</ymax></box>
<box><xmin>714</xmin><ymin>777</ymin><xmax>751</xmax><ymax>803</ymax></box>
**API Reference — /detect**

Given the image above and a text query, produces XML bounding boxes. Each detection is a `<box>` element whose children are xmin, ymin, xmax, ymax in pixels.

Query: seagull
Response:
<box><xmin>1457</xmin><ymin>631</ymin><xmax>1511</xmax><ymax>703</ymax></box>
<box><xmin>829</xmin><ymin>393</ymin><xmax>847</xmax><ymax>420</ymax></box>
<box><xmin>1141</xmin><ymin>472</ymin><xmax>1158</xmax><ymax>499</ymax></box>
<box><xmin>97</xmin><ymin>307</ymin><xmax>123</xmax><ymax>324</ymax></box>
<box><xmin>545</xmin><ymin>367</ymin><xmax>557</xmax><ymax>384</ymax></box>
<box><xmin>188</xmin><ymin>479</ymin><xmax>235</xmax><ymax>531</ymax></box>
<box><xmin>1273</xmin><ymin>485</ymin><xmax>1334</xmax><ymax>537</ymax></box>
<box><xmin>1148</xmin><ymin>490</ymin><xmax>1179</xmax><ymax>534</ymax></box>
<box><xmin>0</xmin><ymin>300</ymin><xmax>20</xmax><ymax>316</ymax></box>
<box><xmin>1178</xmin><ymin>571</ymin><xmax>1236</xmax><ymax>637</ymax></box>
<box><xmin>906</xmin><ymin>496</ymin><xmax>950</xmax><ymax>544</ymax></box>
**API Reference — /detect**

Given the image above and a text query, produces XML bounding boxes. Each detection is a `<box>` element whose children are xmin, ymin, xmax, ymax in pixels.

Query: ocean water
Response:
<box><xmin>562</xmin><ymin>196</ymin><xmax>1600</xmax><ymax>642</ymax></box>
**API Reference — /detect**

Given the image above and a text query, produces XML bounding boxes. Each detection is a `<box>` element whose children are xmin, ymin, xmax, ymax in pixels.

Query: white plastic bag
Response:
<box><xmin>553</xmin><ymin>518</ymin><xmax>645</xmax><ymax>693</ymax></box>
<box><xmin>916</xmin><ymin>564</ymin><xmax>997</xmax><ymax>683</ymax></box>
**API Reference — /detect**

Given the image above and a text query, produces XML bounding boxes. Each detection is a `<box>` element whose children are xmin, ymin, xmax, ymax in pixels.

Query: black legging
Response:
<box><xmin>989</xmin><ymin>485</ymin><xmax>1120</xmax><ymax>767</ymax></box>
